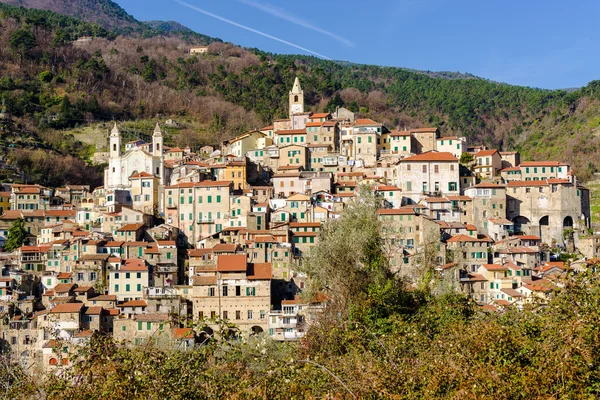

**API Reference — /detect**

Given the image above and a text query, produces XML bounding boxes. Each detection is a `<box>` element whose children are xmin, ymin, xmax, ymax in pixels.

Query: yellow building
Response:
<box><xmin>0</xmin><ymin>191</ymin><xmax>10</xmax><ymax>215</ymax></box>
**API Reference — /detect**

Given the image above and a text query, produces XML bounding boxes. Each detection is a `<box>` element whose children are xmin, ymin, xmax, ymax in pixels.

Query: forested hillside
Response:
<box><xmin>1</xmin><ymin>1</ymin><xmax>600</xmax><ymax>183</ymax></box>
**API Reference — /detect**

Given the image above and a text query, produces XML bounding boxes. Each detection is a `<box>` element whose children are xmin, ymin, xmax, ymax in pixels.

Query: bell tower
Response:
<box><xmin>289</xmin><ymin>76</ymin><xmax>304</xmax><ymax>117</ymax></box>
<box><xmin>152</xmin><ymin>122</ymin><xmax>164</xmax><ymax>185</ymax></box>
<box><xmin>152</xmin><ymin>122</ymin><xmax>163</xmax><ymax>157</ymax></box>
<box><xmin>109</xmin><ymin>122</ymin><xmax>121</xmax><ymax>159</ymax></box>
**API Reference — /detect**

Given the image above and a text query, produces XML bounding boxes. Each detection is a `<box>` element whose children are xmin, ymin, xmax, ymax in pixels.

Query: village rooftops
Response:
<box><xmin>376</xmin><ymin>208</ymin><xmax>419</xmax><ymax>215</ymax></box>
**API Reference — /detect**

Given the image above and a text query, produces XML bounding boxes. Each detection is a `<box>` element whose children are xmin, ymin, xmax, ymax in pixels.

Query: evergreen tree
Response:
<box><xmin>3</xmin><ymin>218</ymin><xmax>27</xmax><ymax>252</ymax></box>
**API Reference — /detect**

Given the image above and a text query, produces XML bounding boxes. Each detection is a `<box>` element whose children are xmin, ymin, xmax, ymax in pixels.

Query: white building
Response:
<box><xmin>105</xmin><ymin>123</ymin><xmax>165</xmax><ymax>189</ymax></box>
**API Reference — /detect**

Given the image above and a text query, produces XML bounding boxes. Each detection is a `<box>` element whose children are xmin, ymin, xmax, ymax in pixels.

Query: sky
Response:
<box><xmin>115</xmin><ymin>0</ymin><xmax>600</xmax><ymax>89</ymax></box>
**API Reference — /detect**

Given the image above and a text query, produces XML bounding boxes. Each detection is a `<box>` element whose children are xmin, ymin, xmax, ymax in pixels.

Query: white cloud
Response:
<box><xmin>173</xmin><ymin>0</ymin><xmax>332</xmax><ymax>59</ymax></box>
<box><xmin>240</xmin><ymin>0</ymin><xmax>354</xmax><ymax>48</ymax></box>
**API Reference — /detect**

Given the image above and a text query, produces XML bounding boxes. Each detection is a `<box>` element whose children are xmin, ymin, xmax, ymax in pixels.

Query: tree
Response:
<box><xmin>3</xmin><ymin>218</ymin><xmax>27</xmax><ymax>252</ymax></box>
<box><xmin>9</xmin><ymin>29</ymin><xmax>36</xmax><ymax>62</ymax></box>
<box><xmin>460</xmin><ymin>152</ymin><xmax>474</xmax><ymax>165</ymax></box>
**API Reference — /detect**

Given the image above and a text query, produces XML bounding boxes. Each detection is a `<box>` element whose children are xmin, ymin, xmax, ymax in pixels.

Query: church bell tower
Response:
<box><xmin>289</xmin><ymin>76</ymin><xmax>304</xmax><ymax>117</ymax></box>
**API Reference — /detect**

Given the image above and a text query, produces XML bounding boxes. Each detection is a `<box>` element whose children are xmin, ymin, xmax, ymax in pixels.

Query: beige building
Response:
<box><xmin>397</xmin><ymin>151</ymin><xmax>460</xmax><ymax>204</ymax></box>
<box><xmin>410</xmin><ymin>127</ymin><xmax>439</xmax><ymax>154</ymax></box>
<box><xmin>352</xmin><ymin>118</ymin><xmax>382</xmax><ymax>167</ymax></box>
<box><xmin>506</xmin><ymin>179</ymin><xmax>587</xmax><ymax>245</ymax></box>
<box><xmin>463</xmin><ymin>183</ymin><xmax>507</xmax><ymax>233</ymax></box>
<box><xmin>191</xmin><ymin>254</ymin><xmax>271</xmax><ymax>335</ymax></box>
<box><xmin>108</xmin><ymin>259</ymin><xmax>150</xmax><ymax>302</ymax></box>
<box><xmin>129</xmin><ymin>172</ymin><xmax>159</xmax><ymax>215</ymax></box>
<box><xmin>474</xmin><ymin>149</ymin><xmax>502</xmax><ymax>179</ymax></box>
<box><xmin>436</xmin><ymin>136</ymin><xmax>467</xmax><ymax>158</ymax></box>
<box><xmin>519</xmin><ymin>161</ymin><xmax>571</xmax><ymax>181</ymax></box>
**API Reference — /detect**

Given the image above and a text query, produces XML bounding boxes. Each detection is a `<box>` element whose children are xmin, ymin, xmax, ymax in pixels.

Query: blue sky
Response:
<box><xmin>115</xmin><ymin>0</ymin><xmax>600</xmax><ymax>89</ymax></box>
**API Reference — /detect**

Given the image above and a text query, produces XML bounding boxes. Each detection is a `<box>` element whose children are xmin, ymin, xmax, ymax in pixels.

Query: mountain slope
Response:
<box><xmin>1</xmin><ymin>0</ymin><xmax>138</xmax><ymax>31</ymax></box>
<box><xmin>1</xmin><ymin>1</ymin><xmax>600</xmax><ymax>183</ymax></box>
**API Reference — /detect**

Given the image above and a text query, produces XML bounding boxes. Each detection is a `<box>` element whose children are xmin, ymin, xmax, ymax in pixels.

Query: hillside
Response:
<box><xmin>1</xmin><ymin>1</ymin><xmax>600</xmax><ymax>183</ymax></box>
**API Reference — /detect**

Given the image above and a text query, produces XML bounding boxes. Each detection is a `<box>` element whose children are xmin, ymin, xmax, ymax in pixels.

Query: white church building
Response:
<box><xmin>104</xmin><ymin>122</ymin><xmax>165</xmax><ymax>190</ymax></box>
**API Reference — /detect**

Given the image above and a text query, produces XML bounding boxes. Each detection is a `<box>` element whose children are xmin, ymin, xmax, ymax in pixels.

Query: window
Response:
<box><xmin>434</xmin><ymin>165</ymin><xmax>439</xmax><ymax>173</ymax></box>
<box><xmin>223</xmin><ymin>311</ymin><xmax>228</xmax><ymax>319</ymax></box>
<box><xmin>422</xmin><ymin>165</ymin><xmax>427</xmax><ymax>173</ymax></box>
<box><xmin>138</xmin><ymin>322</ymin><xmax>143</xmax><ymax>330</ymax></box>
<box><xmin>126</xmin><ymin>284</ymin><xmax>130</xmax><ymax>292</ymax></box>
<box><xmin>208</xmin><ymin>287</ymin><xmax>215</xmax><ymax>296</ymax></box>
<box><xmin>222</xmin><ymin>286</ymin><xmax>228</xmax><ymax>296</ymax></box>
<box><xmin>246</xmin><ymin>287</ymin><xmax>256</xmax><ymax>296</ymax></box>
<box><xmin>236</xmin><ymin>286</ymin><xmax>241</xmax><ymax>296</ymax></box>
<box><xmin>115</xmin><ymin>284</ymin><xmax>119</xmax><ymax>292</ymax></box>
<box><xmin>247</xmin><ymin>310</ymin><xmax>253</xmax><ymax>320</ymax></box>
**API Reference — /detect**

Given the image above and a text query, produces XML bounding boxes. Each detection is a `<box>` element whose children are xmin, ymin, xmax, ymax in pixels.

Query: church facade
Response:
<box><xmin>104</xmin><ymin>123</ymin><xmax>165</xmax><ymax>190</ymax></box>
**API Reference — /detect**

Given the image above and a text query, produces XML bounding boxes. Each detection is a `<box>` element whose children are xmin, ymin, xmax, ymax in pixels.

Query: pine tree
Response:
<box><xmin>3</xmin><ymin>218</ymin><xmax>27</xmax><ymax>252</ymax></box>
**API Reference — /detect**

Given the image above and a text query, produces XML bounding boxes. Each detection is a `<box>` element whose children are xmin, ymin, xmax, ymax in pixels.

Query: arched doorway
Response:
<box><xmin>250</xmin><ymin>326</ymin><xmax>264</xmax><ymax>336</ymax></box>
<box><xmin>563</xmin><ymin>216</ymin><xmax>574</xmax><ymax>228</ymax></box>
<box><xmin>539</xmin><ymin>216</ymin><xmax>550</xmax><ymax>242</ymax></box>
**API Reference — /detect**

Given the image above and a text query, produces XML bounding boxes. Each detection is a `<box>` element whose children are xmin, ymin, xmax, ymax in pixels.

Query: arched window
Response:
<box><xmin>156</xmin><ymin>167</ymin><xmax>160</xmax><ymax>175</ymax></box>
<box><xmin>294</xmin><ymin>95</ymin><xmax>298</xmax><ymax>102</ymax></box>
<box><xmin>113</xmin><ymin>144</ymin><xmax>117</xmax><ymax>152</ymax></box>
<box><xmin>156</xmin><ymin>143</ymin><xmax>160</xmax><ymax>152</ymax></box>
<box><xmin>112</xmin><ymin>168</ymin><xmax>115</xmax><ymax>173</ymax></box>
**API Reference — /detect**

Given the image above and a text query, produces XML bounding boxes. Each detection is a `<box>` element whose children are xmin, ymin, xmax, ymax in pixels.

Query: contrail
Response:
<box><xmin>239</xmin><ymin>0</ymin><xmax>354</xmax><ymax>48</ymax></box>
<box><xmin>173</xmin><ymin>0</ymin><xmax>332</xmax><ymax>60</ymax></box>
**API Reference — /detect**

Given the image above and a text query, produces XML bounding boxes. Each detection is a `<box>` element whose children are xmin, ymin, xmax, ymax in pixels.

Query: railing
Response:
<box><xmin>155</xmin><ymin>265</ymin><xmax>178</xmax><ymax>273</ymax></box>
<box><xmin>322</xmin><ymin>157</ymin><xmax>338</xmax><ymax>166</ymax></box>
<box><xmin>20</xmin><ymin>255</ymin><xmax>43</xmax><ymax>262</ymax></box>
<box><xmin>196</xmin><ymin>218</ymin><xmax>214</xmax><ymax>224</ymax></box>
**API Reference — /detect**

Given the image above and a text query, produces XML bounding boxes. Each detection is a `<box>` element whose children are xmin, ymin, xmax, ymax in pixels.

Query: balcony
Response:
<box><xmin>196</xmin><ymin>218</ymin><xmax>214</xmax><ymax>224</ymax></box>
<box><xmin>166</xmin><ymin>203</ymin><xmax>177</xmax><ymax>209</ymax></box>
<box><xmin>266</xmin><ymin>149</ymin><xmax>279</xmax><ymax>158</ymax></box>
<box><xmin>145</xmin><ymin>287</ymin><xmax>178</xmax><ymax>298</ymax></box>
<box><xmin>155</xmin><ymin>264</ymin><xmax>178</xmax><ymax>273</ymax></box>
<box><xmin>322</xmin><ymin>157</ymin><xmax>338</xmax><ymax>166</ymax></box>
<box><xmin>20</xmin><ymin>255</ymin><xmax>43</xmax><ymax>262</ymax></box>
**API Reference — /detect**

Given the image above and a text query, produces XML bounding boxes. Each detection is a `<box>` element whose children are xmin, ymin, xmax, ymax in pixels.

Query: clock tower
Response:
<box><xmin>289</xmin><ymin>76</ymin><xmax>304</xmax><ymax>117</ymax></box>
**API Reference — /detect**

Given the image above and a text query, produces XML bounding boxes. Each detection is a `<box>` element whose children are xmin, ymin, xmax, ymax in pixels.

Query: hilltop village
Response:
<box><xmin>0</xmin><ymin>77</ymin><xmax>594</xmax><ymax>374</ymax></box>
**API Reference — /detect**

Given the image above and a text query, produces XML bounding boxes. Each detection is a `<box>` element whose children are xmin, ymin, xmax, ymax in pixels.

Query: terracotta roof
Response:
<box><xmin>289</xmin><ymin>222</ymin><xmax>321</xmax><ymax>228</ymax></box>
<box><xmin>520</xmin><ymin>161</ymin><xmax>567</xmax><ymax>167</ymax></box>
<box><xmin>119</xmin><ymin>259</ymin><xmax>147</xmax><ymax>272</ymax></box>
<box><xmin>410</xmin><ymin>127</ymin><xmax>438</xmax><ymax>133</ymax></box>
<box><xmin>117</xmin><ymin>300</ymin><xmax>147</xmax><ymax>307</ymax></box>
<box><xmin>188</xmin><ymin>248</ymin><xmax>214</xmax><ymax>257</ymax></box>
<box><xmin>447</xmin><ymin>234</ymin><xmax>492</xmax><ymax>243</ymax></box>
<box><xmin>129</xmin><ymin>172</ymin><xmax>154</xmax><ymax>179</ymax></box>
<box><xmin>54</xmin><ymin>283</ymin><xmax>75</xmax><ymax>293</ymax></box>
<box><xmin>476</xmin><ymin>149</ymin><xmax>499</xmax><ymax>157</ymax></box>
<box><xmin>292</xmin><ymin>231</ymin><xmax>318</xmax><ymax>237</ymax></box>
<box><xmin>57</xmin><ymin>272</ymin><xmax>72</xmax><ymax>279</ymax></box>
<box><xmin>73</xmin><ymin>286</ymin><xmax>93</xmax><ymax>293</ymax></box>
<box><xmin>501</xmin><ymin>167</ymin><xmax>521</xmax><ymax>172</ymax></box>
<box><xmin>376</xmin><ymin>185</ymin><xmax>402</xmax><ymax>191</ymax></box>
<box><xmin>172</xmin><ymin>327</ymin><xmax>194</xmax><ymax>339</ymax></box>
<box><xmin>507</xmin><ymin>180</ymin><xmax>548</xmax><ymax>187</ymax></box>
<box><xmin>217</xmin><ymin>254</ymin><xmax>247</xmax><ymax>272</ymax></box>
<box><xmin>192</xmin><ymin>276</ymin><xmax>218</xmax><ymax>286</ymax></box>
<box><xmin>354</xmin><ymin>118</ymin><xmax>380</xmax><ymax>126</ymax></box>
<box><xmin>247</xmin><ymin>263</ymin><xmax>272</xmax><ymax>280</ymax></box>
<box><xmin>51</xmin><ymin>303</ymin><xmax>84</xmax><ymax>313</ymax></box>
<box><xmin>310</xmin><ymin>113</ymin><xmax>330</xmax><ymax>119</ymax></box>
<box><xmin>481</xmin><ymin>264</ymin><xmax>508</xmax><ymax>271</ymax></box>
<box><xmin>305</xmin><ymin>121</ymin><xmax>323</xmax><ymax>127</ymax></box>
<box><xmin>91</xmin><ymin>295</ymin><xmax>117</xmax><ymax>302</ymax></box>
<box><xmin>517</xmin><ymin>235</ymin><xmax>541</xmax><ymax>241</ymax></box>
<box><xmin>212</xmin><ymin>243</ymin><xmax>237</xmax><ymax>252</ymax></box>
<box><xmin>85</xmin><ymin>307</ymin><xmax>103</xmax><ymax>315</ymax></box>
<box><xmin>402</xmin><ymin>151</ymin><xmax>457</xmax><ymax>162</ymax></box>
<box><xmin>389</xmin><ymin>130</ymin><xmax>411</xmax><ymax>137</ymax></box>
<box><xmin>117</xmin><ymin>223</ymin><xmax>145</xmax><ymax>232</ymax></box>
<box><xmin>501</xmin><ymin>288</ymin><xmax>524</xmax><ymax>297</ymax></box>
<box><xmin>276</xmin><ymin>129</ymin><xmax>306</xmax><ymax>135</ymax></box>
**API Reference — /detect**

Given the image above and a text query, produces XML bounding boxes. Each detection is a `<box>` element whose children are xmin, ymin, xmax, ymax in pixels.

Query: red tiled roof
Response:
<box><xmin>447</xmin><ymin>234</ymin><xmax>492</xmax><ymax>243</ymax></box>
<box><xmin>247</xmin><ymin>263</ymin><xmax>272</xmax><ymax>280</ymax></box>
<box><xmin>410</xmin><ymin>127</ymin><xmax>438</xmax><ymax>133</ymax></box>
<box><xmin>119</xmin><ymin>259</ymin><xmax>147</xmax><ymax>271</ymax></box>
<box><xmin>520</xmin><ymin>161</ymin><xmax>567</xmax><ymax>167</ymax></box>
<box><xmin>117</xmin><ymin>223</ymin><xmax>144</xmax><ymax>232</ymax></box>
<box><xmin>117</xmin><ymin>300</ymin><xmax>147</xmax><ymax>307</ymax></box>
<box><xmin>476</xmin><ymin>149</ymin><xmax>499</xmax><ymax>157</ymax></box>
<box><xmin>402</xmin><ymin>151</ymin><xmax>457</xmax><ymax>162</ymax></box>
<box><xmin>172</xmin><ymin>327</ymin><xmax>194</xmax><ymax>339</ymax></box>
<box><xmin>217</xmin><ymin>254</ymin><xmax>247</xmax><ymax>272</ymax></box>
<box><xmin>376</xmin><ymin>208</ymin><xmax>418</xmax><ymax>215</ymax></box>
<box><xmin>276</xmin><ymin>129</ymin><xmax>306</xmax><ymax>135</ymax></box>
<box><xmin>51</xmin><ymin>303</ymin><xmax>84</xmax><ymax>313</ymax></box>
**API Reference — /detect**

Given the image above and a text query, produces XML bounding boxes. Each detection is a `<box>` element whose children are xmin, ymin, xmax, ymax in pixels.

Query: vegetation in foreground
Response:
<box><xmin>2</xmin><ymin>190</ymin><xmax>600</xmax><ymax>399</ymax></box>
